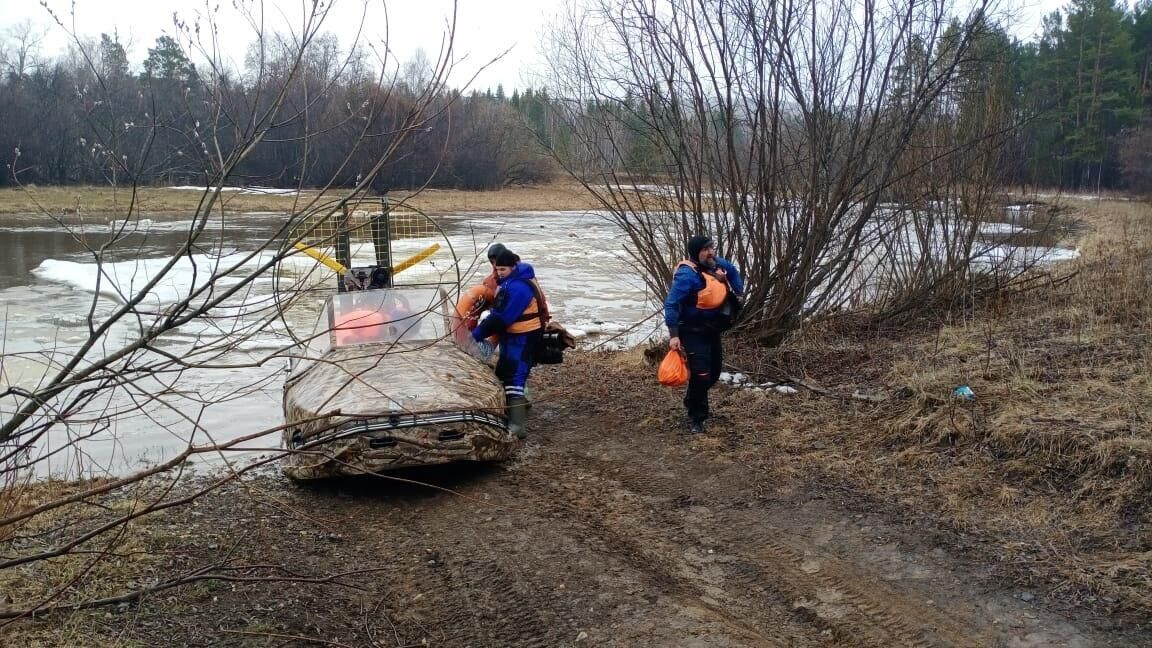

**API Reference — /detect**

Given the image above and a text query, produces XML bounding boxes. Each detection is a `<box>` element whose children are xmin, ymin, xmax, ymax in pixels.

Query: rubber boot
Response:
<box><xmin>507</xmin><ymin>395</ymin><xmax>529</xmax><ymax>439</ymax></box>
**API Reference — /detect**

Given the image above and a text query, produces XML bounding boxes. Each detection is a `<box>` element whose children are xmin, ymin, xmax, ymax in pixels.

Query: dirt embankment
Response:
<box><xmin>4</xmin><ymin>196</ymin><xmax>1150</xmax><ymax>646</ymax></box>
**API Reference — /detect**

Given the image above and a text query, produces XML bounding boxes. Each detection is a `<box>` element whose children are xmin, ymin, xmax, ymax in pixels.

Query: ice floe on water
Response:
<box><xmin>971</xmin><ymin>244</ymin><xmax>1080</xmax><ymax>271</ymax></box>
<box><xmin>106</xmin><ymin>218</ymin><xmax>154</xmax><ymax>231</ymax></box>
<box><xmin>979</xmin><ymin>221</ymin><xmax>1032</xmax><ymax>235</ymax></box>
<box><xmin>31</xmin><ymin>252</ymin><xmax>277</xmax><ymax>308</ymax></box>
<box><xmin>36</xmin><ymin>312</ymin><xmax>90</xmax><ymax>327</ymax></box>
<box><xmin>168</xmin><ymin>185</ymin><xmax>300</xmax><ymax>196</ymax></box>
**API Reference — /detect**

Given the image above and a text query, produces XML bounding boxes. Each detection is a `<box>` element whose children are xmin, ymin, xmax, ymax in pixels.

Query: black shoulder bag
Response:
<box><xmin>525</xmin><ymin>280</ymin><xmax>569</xmax><ymax>364</ymax></box>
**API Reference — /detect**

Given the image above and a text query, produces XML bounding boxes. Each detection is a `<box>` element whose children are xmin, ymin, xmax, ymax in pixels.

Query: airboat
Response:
<box><xmin>279</xmin><ymin>197</ymin><xmax>515</xmax><ymax>480</ymax></box>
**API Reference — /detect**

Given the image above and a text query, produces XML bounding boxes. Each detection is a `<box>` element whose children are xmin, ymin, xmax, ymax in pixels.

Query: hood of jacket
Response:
<box><xmin>498</xmin><ymin>261</ymin><xmax>536</xmax><ymax>285</ymax></box>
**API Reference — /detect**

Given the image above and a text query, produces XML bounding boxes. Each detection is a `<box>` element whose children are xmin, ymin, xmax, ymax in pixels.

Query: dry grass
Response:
<box><xmin>0</xmin><ymin>478</ymin><xmax>167</xmax><ymax>614</ymax></box>
<box><xmin>727</xmin><ymin>196</ymin><xmax>1152</xmax><ymax>614</ymax></box>
<box><xmin>0</xmin><ymin>182</ymin><xmax>600</xmax><ymax>216</ymax></box>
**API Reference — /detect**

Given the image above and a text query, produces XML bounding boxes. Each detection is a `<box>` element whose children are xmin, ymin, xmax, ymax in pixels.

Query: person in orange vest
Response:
<box><xmin>471</xmin><ymin>247</ymin><xmax>548</xmax><ymax>439</ymax></box>
<box><xmin>454</xmin><ymin>243</ymin><xmax>511</xmax><ymax>353</ymax></box>
<box><xmin>462</xmin><ymin>243</ymin><xmax>551</xmax><ymax>353</ymax></box>
<box><xmin>480</xmin><ymin>243</ymin><xmax>551</xmax><ymax>317</ymax></box>
<box><xmin>664</xmin><ymin>235</ymin><xmax>744</xmax><ymax>434</ymax></box>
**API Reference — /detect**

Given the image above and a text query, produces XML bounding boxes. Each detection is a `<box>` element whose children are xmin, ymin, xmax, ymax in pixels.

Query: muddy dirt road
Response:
<box><xmin>55</xmin><ymin>353</ymin><xmax>1142</xmax><ymax>647</ymax></box>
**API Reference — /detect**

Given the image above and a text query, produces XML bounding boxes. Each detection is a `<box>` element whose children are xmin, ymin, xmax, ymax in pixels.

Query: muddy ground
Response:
<box><xmin>12</xmin><ymin>346</ymin><xmax>1147</xmax><ymax>648</ymax></box>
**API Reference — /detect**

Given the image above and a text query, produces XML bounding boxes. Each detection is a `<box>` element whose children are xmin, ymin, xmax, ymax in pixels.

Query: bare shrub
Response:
<box><xmin>541</xmin><ymin>0</ymin><xmax>1033</xmax><ymax>344</ymax></box>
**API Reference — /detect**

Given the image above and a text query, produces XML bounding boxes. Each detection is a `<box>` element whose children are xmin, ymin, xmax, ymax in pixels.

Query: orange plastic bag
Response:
<box><xmin>657</xmin><ymin>349</ymin><xmax>689</xmax><ymax>387</ymax></box>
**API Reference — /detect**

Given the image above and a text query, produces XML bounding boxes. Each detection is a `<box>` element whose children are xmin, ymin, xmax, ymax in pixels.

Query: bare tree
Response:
<box><xmin>542</xmin><ymin>0</ymin><xmax>1023</xmax><ymax>344</ymax></box>
<box><xmin>1</xmin><ymin>20</ymin><xmax>47</xmax><ymax>79</ymax></box>
<box><xmin>0</xmin><ymin>0</ymin><xmax>464</xmax><ymax>622</ymax></box>
<box><xmin>402</xmin><ymin>47</ymin><xmax>435</xmax><ymax>94</ymax></box>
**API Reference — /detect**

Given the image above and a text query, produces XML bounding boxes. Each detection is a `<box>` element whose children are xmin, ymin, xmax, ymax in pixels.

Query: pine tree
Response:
<box><xmin>1063</xmin><ymin>0</ymin><xmax>1141</xmax><ymax>189</ymax></box>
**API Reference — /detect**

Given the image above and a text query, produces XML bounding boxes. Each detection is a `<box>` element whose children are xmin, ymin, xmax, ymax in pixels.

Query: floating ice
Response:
<box><xmin>37</xmin><ymin>313</ymin><xmax>89</xmax><ymax>327</ymax></box>
<box><xmin>168</xmin><ymin>186</ymin><xmax>299</xmax><ymax>196</ymax></box>
<box><xmin>972</xmin><ymin>245</ymin><xmax>1080</xmax><ymax>271</ymax></box>
<box><xmin>979</xmin><ymin>222</ymin><xmax>1032</xmax><ymax>235</ymax></box>
<box><xmin>107</xmin><ymin>218</ymin><xmax>154</xmax><ymax>231</ymax></box>
<box><xmin>31</xmin><ymin>251</ymin><xmax>275</xmax><ymax>307</ymax></box>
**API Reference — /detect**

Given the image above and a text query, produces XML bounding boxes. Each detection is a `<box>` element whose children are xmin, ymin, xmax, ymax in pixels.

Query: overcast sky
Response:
<box><xmin>3</xmin><ymin>0</ymin><xmax>1081</xmax><ymax>92</ymax></box>
<box><xmin>2</xmin><ymin>0</ymin><xmax>564</xmax><ymax>91</ymax></box>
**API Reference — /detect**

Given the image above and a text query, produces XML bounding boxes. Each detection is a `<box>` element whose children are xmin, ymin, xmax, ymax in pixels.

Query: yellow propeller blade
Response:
<box><xmin>293</xmin><ymin>242</ymin><xmax>347</xmax><ymax>274</ymax></box>
<box><xmin>392</xmin><ymin>243</ymin><xmax>441</xmax><ymax>275</ymax></box>
<box><xmin>293</xmin><ymin>241</ymin><xmax>440</xmax><ymax>283</ymax></box>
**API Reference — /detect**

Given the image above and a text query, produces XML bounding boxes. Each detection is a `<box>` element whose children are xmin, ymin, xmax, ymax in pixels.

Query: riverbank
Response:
<box><xmin>2</xmin><ymin>193</ymin><xmax>1149</xmax><ymax>645</ymax></box>
<box><xmin>0</xmin><ymin>182</ymin><xmax>602</xmax><ymax>216</ymax></box>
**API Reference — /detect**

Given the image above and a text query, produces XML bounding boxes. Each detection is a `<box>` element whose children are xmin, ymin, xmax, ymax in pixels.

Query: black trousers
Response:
<box><xmin>680</xmin><ymin>328</ymin><xmax>723</xmax><ymax>423</ymax></box>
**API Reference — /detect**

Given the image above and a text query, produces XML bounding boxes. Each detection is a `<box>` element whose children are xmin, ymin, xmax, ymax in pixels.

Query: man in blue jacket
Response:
<box><xmin>472</xmin><ymin>248</ymin><xmax>547</xmax><ymax>439</ymax></box>
<box><xmin>664</xmin><ymin>235</ymin><xmax>744</xmax><ymax>433</ymax></box>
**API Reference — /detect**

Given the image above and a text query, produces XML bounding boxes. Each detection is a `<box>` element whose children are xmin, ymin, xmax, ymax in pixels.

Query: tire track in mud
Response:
<box><xmin>508</xmin><ymin>456</ymin><xmax>796</xmax><ymax>645</ymax></box>
<box><xmin>420</xmin><ymin>556</ymin><xmax>559</xmax><ymax>648</ymax></box>
<box><xmin>306</xmin><ymin>413</ymin><xmax>986</xmax><ymax>646</ymax></box>
<box><xmin>523</xmin><ymin>441</ymin><xmax>987</xmax><ymax>647</ymax></box>
<box><xmin>500</xmin><ymin>466</ymin><xmax>709</xmax><ymax>610</ymax></box>
<box><xmin>321</xmin><ymin>485</ymin><xmax>569</xmax><ymax>648</ymax></box>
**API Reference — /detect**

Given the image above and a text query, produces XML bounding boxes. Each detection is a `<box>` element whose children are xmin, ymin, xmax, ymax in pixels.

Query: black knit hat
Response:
<box><xmin>492</xmin><ymin>248</ymin><xmax>519</xmax><ymax>268</ymax></box>
<box><xmin>486</xmin><ymin>242</ymin><xmax>508</xmax><ymax>260</ymax></box>
<box><xmin>687</xmin><ymin>235</ymin><xmax>715</xmax><ymax>262</ymax></box>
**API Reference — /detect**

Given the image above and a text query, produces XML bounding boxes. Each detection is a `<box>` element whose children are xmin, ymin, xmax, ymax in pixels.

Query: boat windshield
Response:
<box><xmin>327</xmin><ymin>288</ymin><xmax>448</xmax><ymax>348</ymax></box>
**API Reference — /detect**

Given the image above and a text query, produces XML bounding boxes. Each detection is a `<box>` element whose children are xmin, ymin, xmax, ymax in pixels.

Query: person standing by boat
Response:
<box><xmin>470</xmin><ymin>248</ymin><xmax>547</xmax><ymax>439</ymax></box>
<box><xmin>475</xmin><ymin>242</ymin><xmax>550</xmax><ymax>328</ymax></box>
<box><xmin>664</xmin><ymin>235</ymin><xmax>744</xmax><ymax>434</ymax></box>
<box><xmin>453</xmin><ymin>244</ymin><xmax>505</xmax><ymax>349</ymax></box>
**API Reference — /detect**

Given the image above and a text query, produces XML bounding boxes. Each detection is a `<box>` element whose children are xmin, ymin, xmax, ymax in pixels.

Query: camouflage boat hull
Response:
<box><xmin>282</xmin><ymin>343</ymin><xmax>514</xmax><ymax>480</ymax></box>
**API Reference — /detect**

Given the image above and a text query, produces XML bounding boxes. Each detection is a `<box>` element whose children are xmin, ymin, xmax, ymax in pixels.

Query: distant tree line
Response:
<box><xmin>1</xmin><ymin>0</ymin><xmax>1150</xmax><ymax>193</ymax></box>
<box><xmin>1007</xmin><ymin>0</ymin><xmax>1152</xmax><ymax>193</ymax></box>
<box><xmin>0</xmin><ymin>29</ymin><xmax>563</xmax><ymax>190</ymax></box>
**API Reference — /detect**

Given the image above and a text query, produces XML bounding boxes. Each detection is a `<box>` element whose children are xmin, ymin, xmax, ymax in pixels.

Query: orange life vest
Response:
<box><xmin>454</xmin><ymin>284</ymin><xmax>495</xmax><ymax>320</ymax></box>
<box><xmin>507</xmin><ymin>287</ymin><xmax>544</xmax><ymax>334</ymax></box>
<box><xmin>479</xmin><ymin>270</ymin><xmax>551</xmax><ymax>326</ymax></box>
<box><xmin>333</xmin><ymin>308</ymin><xmax>389</xmax><ymax>346</ymax></box>
<box><xmin>675</xmin><ymin>260</ymin><xmax>729</xmax><ymax>310</ymax></box>
<box><xmin>452</xmin><ymin>284</ymin><xmax>497</xmax><ymax>345</ymax></box>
